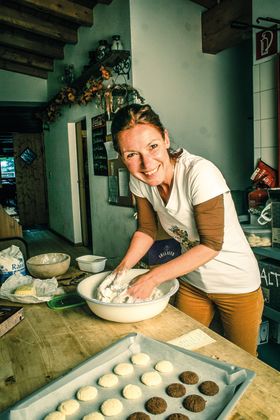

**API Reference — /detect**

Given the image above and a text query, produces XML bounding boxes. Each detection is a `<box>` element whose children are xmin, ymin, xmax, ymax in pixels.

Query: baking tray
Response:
<box><xmin>1</xmin><ymin>332</ymin><xmax>255</xmax><ymax>420</ymax></box>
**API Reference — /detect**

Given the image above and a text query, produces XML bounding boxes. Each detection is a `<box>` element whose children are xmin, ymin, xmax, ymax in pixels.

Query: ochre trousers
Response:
<box><xmin>174</xmin><ymin>281</ymin><xmax>264</xmax><ymax>356</ymax></box>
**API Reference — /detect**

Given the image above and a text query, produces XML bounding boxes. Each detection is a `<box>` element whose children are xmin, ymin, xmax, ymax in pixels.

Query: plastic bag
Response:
<box><xmin>0</xmin><ymin>245</ymin><xmax>26</xmax><ymax>285</ymax></box>
<box><xmin>0</xmin><ymin>272</ymin><xmax>58</xmax><ymax>303</ymax></box>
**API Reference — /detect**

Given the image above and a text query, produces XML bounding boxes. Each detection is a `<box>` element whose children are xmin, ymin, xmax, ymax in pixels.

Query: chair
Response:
<box><xmin>0</xmin><ymin>237</ymin><xmax>29</xmax><ymax>261</ymax></box>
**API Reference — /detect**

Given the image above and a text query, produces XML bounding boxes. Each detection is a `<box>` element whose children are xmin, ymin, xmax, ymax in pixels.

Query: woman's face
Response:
<box><xmin>118</xmin><ymin>123</ymin><xmax>172</xmax><ymax>187</ymax></box>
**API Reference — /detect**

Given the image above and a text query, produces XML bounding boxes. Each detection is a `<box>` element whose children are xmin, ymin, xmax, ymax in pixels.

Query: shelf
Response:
<box><xmin>253</xmin><ymin>247</ymin><xmax>280</xmax><ymax>261</ymax></box>
<box><xmin>73</xmin><ymin>50</ymin><xmax>130</xmax><ymax>91</ymax></box>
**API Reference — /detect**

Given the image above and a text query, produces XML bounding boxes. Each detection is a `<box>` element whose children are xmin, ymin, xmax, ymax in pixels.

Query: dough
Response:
<box><xmin>179</xmin><ymin>371</ymin><xmax>199</xmax><ymax>385</ymax></box>
<box><xmin>96</xmin><ymin>270</ymin><xmax>163</xmax><ymax>303</ymax></box>
<box><xmin>166</xmin><ymin>383</ymin><xmax>186</xmax><ymax>398</ymax></box>
<box><xmin>154</xmin><ymin>360</ymin><xmax>173</xmax><ymax>373</ymax></box>
<box><xmin>198</xmin><ymin>380</ymin><xmax>219</xmax><ymax>396</ymax></box>
<box><xmin>131</xmin><ymin>352</ymin><xmax>150</xmax><ymax>366</ymax></box>
<box><xmin>83</xmin><ymin>413</ymin><xmax>104</xmax><ymax>420</ymax></box>
<box><xmin>127</xmin><ymin>413</ymin><xmax>151</xmax><ymax>420</ymax></box>
<box><xmin>113</xmin><ymin>362</ymin><xmax>134</xmax><ymax>376</ymax></box>
<box><xmin>57</xmin><ymin>399</ymin><xmax>80</xmax><ymax>415</ymax></box>
<box><xmin>100</xmin><ymin>398</ymin><xmax>123</xmax><ymax>416</ymax></box>
<box><xmin>14</xmin><ymin>283</ymin><xmax>36</xmax><ymax>296</ymax></box>
<box><xmin>44</xmin><ymin>412</ymin><xmax>65</xmax><ymax>420</ymax></box>
<box><xmin>166</xmin><ymin>415</ymin><xmax>189</xmax><ymax>420</ymax></box>
<box><xmin>145</xmin><ymin>397</ymin><xmax>167</xmax><ymax>415</ymax></box>
<box><xmin>183</xmin><ymin>394</ymin><xmax>206</xmax><ymax>412</ymax></box>
<box><xmin>122</xmin><ymin>384</ymin><xmax>142</xmax><ymax>399</ymax></box>
<box><xmin>98</xmin><ymin>373</ymin><xmax>119</xmax><ymax>387</ymax></box>
<box><xmin>141</xmin><ymin>371</ymin><xmax>162</xmax><ymax>386</ymax></box>
<box><xmin>76</xmin><ymin>385</ymin><xmax>98</xmax><ymax>401</ymax></box>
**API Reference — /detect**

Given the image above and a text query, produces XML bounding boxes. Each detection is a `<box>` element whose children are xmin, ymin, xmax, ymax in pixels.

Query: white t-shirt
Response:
<box><xmin>130</xmin><ymin>149</ymin><xmax>260</xmax><ymax>294</ymax></box>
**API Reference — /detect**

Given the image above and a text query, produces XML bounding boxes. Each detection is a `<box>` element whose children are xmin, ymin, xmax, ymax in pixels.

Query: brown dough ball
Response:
<box><xmin>183</xmin><ymin>394</ymin><xmax>206</xmax><ymax>412</ymax></box>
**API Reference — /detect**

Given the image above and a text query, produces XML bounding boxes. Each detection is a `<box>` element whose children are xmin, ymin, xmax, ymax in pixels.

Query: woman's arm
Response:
<box><xmin>114</xmin><ymin>196</ymin><xmax>157</xmax><ymax>272</ymax></box>
<box><xmin>128</xmin><ymin>194</ymin><xmax>224</xmax><ymax>298</ymax></box>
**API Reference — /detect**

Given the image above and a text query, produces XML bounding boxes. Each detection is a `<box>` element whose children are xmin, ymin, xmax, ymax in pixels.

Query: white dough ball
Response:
<box><xmin>76</xmin><ymin>385</ymin><xmax>98</xmax><ymax>401</ymax></box>
<box><xmin>141</xmin><ymin>371</ymin><xmax>162</xmax><ymax>386</ymax></box>
<box><xmin>113</xmin><ymin>362</ymin><xmax>134</xmax><ymax>376</ymax></box>
<box><xmin>98</xmin><ymin>373</ymin><xmax>119</xmax><ymax>388</ymax></box>
<box><xmin>154</xmin><ymin>360</ymin><xmax>174</xmax><ymax>373</ymax></box>
<box><xmin>83</xmin><ymin>412</ymin><xmax>104</xmax><ymax>420</ymax></box>
<box><xmin>101</xmin><ymin>398</ymin><xmax>123</xmax><ymax>416</ymax></box>
<box><xmin>131</xmin><ymin>352</ymin><xmax>150</xmax><ymax>366</ymax></box>
<box><xmin>57</xmin><ymin>399</ymin><xmax>80</xmax><ymax>415</ymax></box>
<box><xmin>122</xmin><ymin>384</ymin><xmax>142</xmax><ymax>399</ymax></box>
<box><xmin>44</xmin><ymin>412</ymin><xmax>65</xmax><ymax>420</ymax></box>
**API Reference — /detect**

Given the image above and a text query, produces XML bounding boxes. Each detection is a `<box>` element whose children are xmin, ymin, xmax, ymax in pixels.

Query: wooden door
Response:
<box><xmin>13</xmin><ymin>133</ymin><xmax>48</xmax><ymax>227</ymax></box>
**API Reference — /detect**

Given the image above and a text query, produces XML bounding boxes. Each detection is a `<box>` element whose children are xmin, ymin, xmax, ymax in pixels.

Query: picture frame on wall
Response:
<box><xmin>20</xmin><ymin>147</ymin><xmax>37</xmax><ymax>165</ymax></box>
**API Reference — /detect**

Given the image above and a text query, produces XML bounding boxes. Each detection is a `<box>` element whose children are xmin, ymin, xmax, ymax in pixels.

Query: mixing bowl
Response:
<box><xmin>76</xmin><ymin>255</ymin><xmax>107</xmax><ymax>273</ymax></box>
<box><xmin>26</xmin><ymin>253</ymin><xmax>70</xmax><ymax>279</ymax></box>
<box><xmin>77</xmin><ymin>269</ymin><xmax>179</xmax><ymax>323</ymax></box>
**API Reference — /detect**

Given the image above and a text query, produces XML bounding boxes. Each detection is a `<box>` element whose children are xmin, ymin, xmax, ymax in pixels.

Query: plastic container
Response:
<box><xmin>76</xmin><ymin>255</ymin><xmax>106</xmax><ymax>273</ymax></box>
<box><xmin>242</xmin><ymin>224</ymin><xmax>272</xmax><ymax>247</ymax></box>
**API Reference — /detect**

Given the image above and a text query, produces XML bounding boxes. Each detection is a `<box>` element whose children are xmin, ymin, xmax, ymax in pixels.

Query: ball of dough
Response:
<box><xmin>131</xmin><ymin>352</ymin><xmax>150</xmax><ymax>366</ymax></box>
<box><xmin>83</xmin><ymin>413</ymin><xmax>104</xmax><ymax>420</ymax></box>
<box><xmin>141</xmin><ymin>371</ymin><xmax>162</xmax><ymax>386</ymax></box>
<box><xmin>76</xmin><ymin>385</ymin><xmax>98</xmax><ymax>401</ymax></box>
<box><xmin>122</xmin><ymin>384</ymin><xmax>142</xmax><ymax>399</ymax></box>
<box><xmin>98</xmin><ymin>373</ymin><xmax>119</xmax><ymax>388</ymax></box>
<box><xmin>113</xmin><ymin>362</ymin><xmax>134</xmax><ymax>376</ymax></box>
<box><xmin>57</xmin><ymin>399</ymin><xmax>79</xmax><ymax>415</ymax></box>
<box><xmin>154</xmin><ymin>360</ymin><xmax>173</xmax><ymax>373</ymax></box>
<box><xmin>101</xmin><ymin>398</ymin><xmax>123</xmax><ymax>416</ymax></box>
<box><xmin>44</xmin><ymin>412</ymin><xmax>65</xmax><ymax>420</ymax></box>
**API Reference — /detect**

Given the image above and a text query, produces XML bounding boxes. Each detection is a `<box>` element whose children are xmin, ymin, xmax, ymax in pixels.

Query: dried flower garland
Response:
<box><xmin>36</xmin><ymin>65</ymin><xmax>144</xmax><ymax>129</ymax></box>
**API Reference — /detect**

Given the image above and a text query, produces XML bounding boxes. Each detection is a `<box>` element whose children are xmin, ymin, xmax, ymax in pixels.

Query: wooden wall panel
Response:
<box><xmin>13</xmin><ymin>132</ymin><xmax>48</xmax><ymax>227</ymax></box>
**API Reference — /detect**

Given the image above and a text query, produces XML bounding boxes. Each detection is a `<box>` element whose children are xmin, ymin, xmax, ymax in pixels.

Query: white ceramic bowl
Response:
<box><xmin>77</xmin><ymin>269</ymin><xmax>179</xmax><ymax>323</ymax></box>
<box><xmin>26</xmin><ymin>253</ymin><xmax>70</xmax><ymax>279</ymax></box>
<box><xmin>76</xmin><ymin>255</ymin><xmax>107</xmax><ymax>273</ymax></box>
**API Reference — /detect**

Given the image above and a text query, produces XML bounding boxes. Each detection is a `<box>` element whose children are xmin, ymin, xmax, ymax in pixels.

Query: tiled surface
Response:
<box><xmin>253</xmin><ymin>56</ymin><xmax>278</xmax><ymax>171</ymax></box>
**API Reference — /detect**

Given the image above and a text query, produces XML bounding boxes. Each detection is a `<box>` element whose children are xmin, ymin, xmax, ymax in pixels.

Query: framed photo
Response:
<box><xmin>20</xmin><ymin>147</ymin><xmax>37</xmax><ymax>165</ymax></box>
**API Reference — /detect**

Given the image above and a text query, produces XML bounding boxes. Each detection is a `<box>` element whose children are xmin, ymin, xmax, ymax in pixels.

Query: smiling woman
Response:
<box><xmin>109</xmin><ymin>103</ymin><xmax>264</xmax><ymax>357</ymax></box>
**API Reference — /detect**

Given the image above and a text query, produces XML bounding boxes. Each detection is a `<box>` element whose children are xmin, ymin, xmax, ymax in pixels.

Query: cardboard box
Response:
<box><xmin>257</xmin><ymin>320</ymin><xmax>269</xmax><ymax>345</ymax></box>
<box><xmin>0</xmin><ymin>306</ymin><xmax>24</xmax><ymax>337</ymax></box>
<box><xmin>141</xmin><ymin>238</ymin><xmax>181</xmax><ymax>266</ymax></box>
<box><xmin>258</xmin><ymin>259</ymin><xmax>280</xmax><ymax>311</ymax></box>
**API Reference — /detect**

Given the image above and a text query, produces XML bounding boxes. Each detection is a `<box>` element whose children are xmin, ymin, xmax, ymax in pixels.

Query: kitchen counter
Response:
<box><xmin>0</xmin><ymin>301</ymin><xmax>280</xmax><ymax>419</ymax></box>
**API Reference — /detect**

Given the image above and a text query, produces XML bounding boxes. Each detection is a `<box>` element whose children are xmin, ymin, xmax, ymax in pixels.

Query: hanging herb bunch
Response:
<box><xmin>36</xmin><ymin>64</ymin><xmax>144</xmax><ymax>129</ymax></box>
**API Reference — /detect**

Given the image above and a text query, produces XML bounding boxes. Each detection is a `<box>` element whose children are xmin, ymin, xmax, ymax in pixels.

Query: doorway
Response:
<box><xmin>75</xmin><ymin>119</ymin><xmax>92</xmax><ymax>247</ymax></box>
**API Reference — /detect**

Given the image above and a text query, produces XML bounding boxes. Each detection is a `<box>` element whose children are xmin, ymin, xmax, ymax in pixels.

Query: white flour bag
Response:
<box><xmin>0</xmin><ymin>245</ymin><xmax>26</xmax><ymax>285</ymax></box>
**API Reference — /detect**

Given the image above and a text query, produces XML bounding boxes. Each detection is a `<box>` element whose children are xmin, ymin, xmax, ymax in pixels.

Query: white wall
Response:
<box><xmin>129</xmin><ymin>0</ymin><xmax>253</xmax><ymax>191</ymax></box>
<box><xmin>44</xmin><ymin>0</ymin><xmax>135</xmax><ymax>262</ymax></box>
<box><xmin>0</xmin><ymin>70</ymin><xmax>48</xmax><ymax>103</ymax></box>
<box><xmin>252</xmin><ymin>0</ymin><xmax>279</xmax><ymax>170</ymax></box>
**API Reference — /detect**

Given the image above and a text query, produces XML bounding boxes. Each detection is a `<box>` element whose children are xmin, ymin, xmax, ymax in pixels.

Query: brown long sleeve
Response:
<box><xmin>194</xmin><ymin>194</ymin><xmax>224</xmax><ymax>251</ymax></box>
<box><xmin>135</xmin><ymin>196</ymin><xmax>158</xmax><ymax>241</ymax></box>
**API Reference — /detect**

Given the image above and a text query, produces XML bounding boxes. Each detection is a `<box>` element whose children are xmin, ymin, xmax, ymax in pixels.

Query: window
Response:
<box><xmin>0</xmin><ymin>157</ymin><xmax>16</xmax><ymax>178</ymax></box>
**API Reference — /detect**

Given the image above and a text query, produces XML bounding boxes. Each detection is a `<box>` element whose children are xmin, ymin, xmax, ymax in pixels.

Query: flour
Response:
<box><xmin>96</xmin><ymin>271</ymin><xmax>163</xmax><ymax>303</ymax></box>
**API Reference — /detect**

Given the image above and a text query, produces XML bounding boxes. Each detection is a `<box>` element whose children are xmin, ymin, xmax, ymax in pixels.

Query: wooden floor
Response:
<box><xmin>23</xmin><ymin>227</ymin><xmax>92</xmax><ymax>264</ymax></box>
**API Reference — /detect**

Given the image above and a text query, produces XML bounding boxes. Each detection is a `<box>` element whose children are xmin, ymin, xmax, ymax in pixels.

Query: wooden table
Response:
<box><xmin>0</xmin><ymin>301</ymin><xmax>280</xmax><ymax>419</ymax></box>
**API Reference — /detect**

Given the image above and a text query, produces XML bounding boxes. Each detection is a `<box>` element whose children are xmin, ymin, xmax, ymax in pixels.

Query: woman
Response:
<box><xmin>110</xmin><ymin>103</ymin><xmax>264</xmax><ymax>356</ymax></box>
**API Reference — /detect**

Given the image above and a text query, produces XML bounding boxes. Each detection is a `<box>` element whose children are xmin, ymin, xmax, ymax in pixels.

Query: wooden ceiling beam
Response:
<box><xmin>201</xmin><ymin>0</ymin><xmax>252</xmax><ymax>54</ymax></box>
<box><xmin>0</xmin><ymin>58</ymin><xmax>48</xmax><ymax>78</ymax></box>
<box><xmin>190</xmin><ymin>0</ymin><xmax>218</xmax><ymax>9</ymax></box>
<box><xmin>0</xmin><ymin>46</ymin><xmax>53</xmax><ymax>71</ymax></box>
<box><xmin>13</xmin><ymin>0</ymin><xmax>93</xmax><ymax>26</ymax></box>
<box><xmin>0</xmin><ymin>29</ymin><xmax>64</xmax><ymax>59</ymax></box>
<box><xmin>0</xmin><ymin>5</ymin><xmax>77</xmax><ymax>44</ymax></box>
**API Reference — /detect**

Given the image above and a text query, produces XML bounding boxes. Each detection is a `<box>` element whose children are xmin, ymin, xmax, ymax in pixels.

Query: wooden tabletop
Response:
<box><xmin>0</xmin><ymin>301</ymin><xmax>280</xmax><ymax>419</ymax></box>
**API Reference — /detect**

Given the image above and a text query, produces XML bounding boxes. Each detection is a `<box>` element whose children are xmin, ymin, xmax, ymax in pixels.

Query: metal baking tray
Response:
<box><xmin>1</xmin><ymin>332</ymin><xmax>255</xmax><ymax>420</ymax></box>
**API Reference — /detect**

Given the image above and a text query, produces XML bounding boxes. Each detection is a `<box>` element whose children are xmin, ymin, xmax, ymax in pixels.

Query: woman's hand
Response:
<box><xmin>127</xmin><ymin>273</ymin><xmax>158</xmax><ymax>300</ymax></box>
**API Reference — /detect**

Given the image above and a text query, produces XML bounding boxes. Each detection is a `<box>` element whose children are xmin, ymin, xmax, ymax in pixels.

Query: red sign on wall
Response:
<box><xmin>256</xmin><ymin>26</ymin><xmax>277</xmax><ymax>60</ymax></box>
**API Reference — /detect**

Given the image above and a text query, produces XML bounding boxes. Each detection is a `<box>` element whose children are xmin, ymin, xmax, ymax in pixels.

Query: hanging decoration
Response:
<box><xmin>36</xmin><ymin>60</ymin><xmax>144</xmax><ymax>130</ymax></box>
